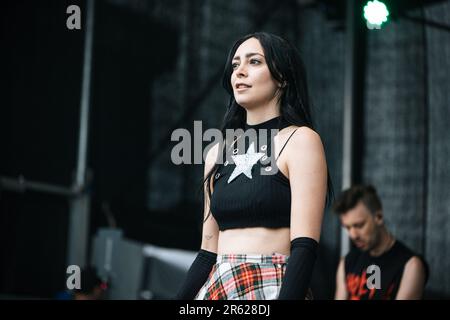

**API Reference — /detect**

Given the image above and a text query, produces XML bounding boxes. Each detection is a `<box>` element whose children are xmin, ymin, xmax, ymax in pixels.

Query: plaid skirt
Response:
<box><xmin>194</xmin><ymin>252</ymin><xmax>310</xmax><ymax>300</ymax></box>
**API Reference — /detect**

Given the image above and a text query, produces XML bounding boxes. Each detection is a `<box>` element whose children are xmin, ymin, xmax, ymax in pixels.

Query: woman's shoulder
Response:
<box><xmin>281</xmin><ymin>125</ymin><xmax>325</xmax><ymax>159</ymax></box>
<box><xmin>205</xmin><ymin>142</ymin><xmax>220</xmax><ymax>160</ymax></box>
<box><xmin>204</xmin><ymin>142</ymin><xmax>221</xmax><ymax>173</ymax></box>
<box><xmin>280</xmin><ymin>125</ymin><xmax>321</xmax><ymax>144</ymax></box>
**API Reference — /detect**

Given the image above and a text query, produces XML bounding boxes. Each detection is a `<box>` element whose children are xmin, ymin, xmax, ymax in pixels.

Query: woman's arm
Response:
<box><xmin>287</xmin><ymin>127</ymin><xmax>327</xmax><ymax>242</ymax></box>
<box><xmin>175</xmin><ymin>143</ymin><xmax>220</xmax><ymax>299</ymax></box>
<box><xmin>278</xmin><ymin>127</ymin><xmax>328</xmax><ymax>299</ymax></box>
<box><xmin>200</xmin><ymin>143</ymin><xmax>220</xmax><ymax>253</ymax></box>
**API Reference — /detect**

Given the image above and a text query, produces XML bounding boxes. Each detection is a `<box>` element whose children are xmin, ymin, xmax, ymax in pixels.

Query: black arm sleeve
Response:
<box><xmin>278</xmin><ymin>237</ymin><xmax>318</xmax><ymax>300</ymax></box>
<box><xmin>175</xmin><ymin>249</ymin><xmax>217</xmax><ymax>300</ymax></box>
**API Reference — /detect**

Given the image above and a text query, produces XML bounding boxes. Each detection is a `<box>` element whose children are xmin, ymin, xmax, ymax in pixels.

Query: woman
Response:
<box><xmin>176</xmin><ymin>32</ymin><xmax>332</xmax><ymax>300</ymax></box>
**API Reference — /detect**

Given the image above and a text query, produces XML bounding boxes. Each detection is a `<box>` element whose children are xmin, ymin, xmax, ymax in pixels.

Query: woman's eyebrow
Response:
<box><xmin>232</xmin><ymin>52</ymin><xmax>265</xmax><ymax>60</ymax></box>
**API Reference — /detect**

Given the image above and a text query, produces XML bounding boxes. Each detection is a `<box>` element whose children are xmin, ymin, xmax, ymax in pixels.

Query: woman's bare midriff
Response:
<box><xmin>217</xmin><ymin>227</ymin><xmax>291</xmax><ymax>255</ymax></box>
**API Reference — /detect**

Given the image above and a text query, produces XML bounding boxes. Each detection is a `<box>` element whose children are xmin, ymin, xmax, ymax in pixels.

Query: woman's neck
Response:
<box><xmin>245</xmin><ymin>107</ymin><xmax>280</xmax><ymax>126</ymax></box>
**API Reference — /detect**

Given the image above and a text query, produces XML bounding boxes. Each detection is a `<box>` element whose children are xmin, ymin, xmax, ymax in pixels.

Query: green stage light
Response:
<box><xmin>363</xmin><ymin>0</ymin><xmax>390</xmax><ymax>29</ymax></box>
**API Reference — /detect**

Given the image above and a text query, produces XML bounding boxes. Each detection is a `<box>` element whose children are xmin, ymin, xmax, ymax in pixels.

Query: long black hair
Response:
<box><xmin>200</xmin><ymin>32</ymin><xmax>333</xmax><ymax>222</ymax></box>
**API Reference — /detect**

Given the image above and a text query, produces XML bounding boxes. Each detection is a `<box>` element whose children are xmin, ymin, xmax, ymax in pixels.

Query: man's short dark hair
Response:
<box><xmin>332</xmin><ymin>185</ymin><xmax>382</xmax><ymax>215</ymax></box>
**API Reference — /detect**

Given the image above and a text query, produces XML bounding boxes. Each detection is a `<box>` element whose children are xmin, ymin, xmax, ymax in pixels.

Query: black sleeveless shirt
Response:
<box><xmin>344</xmin><ymin>240</ymin><xmax>428</xmax><ymax>300</ymax></box>
<box><xmin>210</xmin><ymin>116</ymin><xmax>301</xmax><ymax>231</ymax></box>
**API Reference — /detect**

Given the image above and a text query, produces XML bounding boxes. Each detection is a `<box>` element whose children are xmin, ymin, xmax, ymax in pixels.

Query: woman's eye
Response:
<box><xmin>250</xmin><ymin>59</ymin><xmax>261</xmax><ymax>65</ymax></box>
<box><xmin>232</xmin><ymin>63</ymin><xmax>239</xmax><ymax>69</ymax></box>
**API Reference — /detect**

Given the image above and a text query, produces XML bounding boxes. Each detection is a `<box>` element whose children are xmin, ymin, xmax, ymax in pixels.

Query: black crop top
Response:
<box><xmin>210</xmin><ymin>116</ymin><xmax>300</xmax><ymax>231</ymax></box>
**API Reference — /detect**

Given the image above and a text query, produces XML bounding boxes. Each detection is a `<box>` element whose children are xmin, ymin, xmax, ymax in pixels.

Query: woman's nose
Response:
<box><xmin>236</xmin><ymin>63</ymin><xmax>247</xmax><ymax>77</ymax></box>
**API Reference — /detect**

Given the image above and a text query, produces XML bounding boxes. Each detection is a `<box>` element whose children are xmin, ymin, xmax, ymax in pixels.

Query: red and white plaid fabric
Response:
<box><xmin>194</xmin><ymin>253</ymin><xmax>288</xmax><ymax>300</ymax></box>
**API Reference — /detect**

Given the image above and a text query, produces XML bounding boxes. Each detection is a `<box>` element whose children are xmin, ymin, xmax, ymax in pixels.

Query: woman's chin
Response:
<box><xmin>235</xmin><ymin>100</ymin><xmax>257</xmax><ymax>110</ymax></box>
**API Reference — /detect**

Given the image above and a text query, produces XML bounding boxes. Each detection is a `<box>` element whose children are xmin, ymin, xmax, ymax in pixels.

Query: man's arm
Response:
<box><xmin>395</xmin><ymin>256</ymin><xmax>426</xmax><ymax>300</ymax></box>
<box><xmin>335</xmin><ymin>257</ymin><xmax>348</xmax><ymax>300</ymax></box>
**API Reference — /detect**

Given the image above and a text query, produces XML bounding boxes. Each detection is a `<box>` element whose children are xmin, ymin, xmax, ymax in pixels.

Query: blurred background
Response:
<box><xmin>1</xmin><ymin>0</ymin><xmax>449</xmax><ymax>299</ymax></box>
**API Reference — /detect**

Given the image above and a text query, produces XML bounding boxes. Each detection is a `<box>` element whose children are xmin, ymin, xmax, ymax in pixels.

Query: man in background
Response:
<box><xmin>333</xmin><ymin>185</ymin><xmax>428</xmax><ymax>300</ymax></box>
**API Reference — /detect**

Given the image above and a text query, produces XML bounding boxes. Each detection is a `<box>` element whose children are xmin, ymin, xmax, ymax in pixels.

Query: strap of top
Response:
<box><xmin>275</xmin><ymin>129</ymin><xmax>298</xmax><ymax>161</ymax></box>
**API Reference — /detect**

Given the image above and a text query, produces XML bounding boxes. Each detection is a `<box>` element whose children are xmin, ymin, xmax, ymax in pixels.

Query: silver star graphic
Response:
<box><xmin>227</xmin><ymin>142</ymin><xmax>265</xmax><ymax>184</ymax></box>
